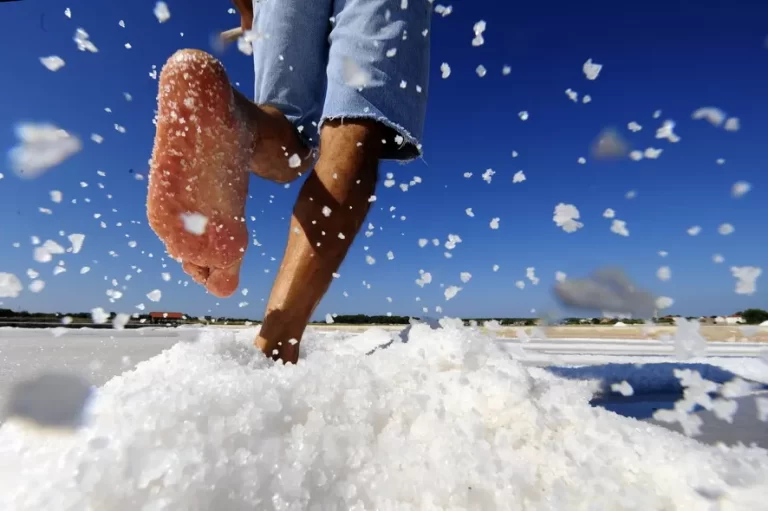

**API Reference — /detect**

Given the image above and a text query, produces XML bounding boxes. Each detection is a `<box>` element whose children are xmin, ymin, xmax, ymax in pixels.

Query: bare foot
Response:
<box><xmin>147</xmin><ymin>50</ymin><xmax>311</xmax><ymax>297</ymax></box>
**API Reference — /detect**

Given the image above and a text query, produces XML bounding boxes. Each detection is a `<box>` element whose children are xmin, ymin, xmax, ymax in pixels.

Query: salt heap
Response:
<box><xmin>0</xmin><ymin>321</ymin><xmax>766</xmax><ymax>509</ymax></box>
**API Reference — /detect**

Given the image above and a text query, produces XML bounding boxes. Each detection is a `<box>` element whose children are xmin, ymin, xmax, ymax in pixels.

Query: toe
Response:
<box><xmin>182</xmin><ymin>261</ymin><xmax>209</xmax><ymax>285</ymax></box>
<box><xmin>206</xmin><ymin>262</ymin><xmax>241</xmax><ymax>298</ymax></box>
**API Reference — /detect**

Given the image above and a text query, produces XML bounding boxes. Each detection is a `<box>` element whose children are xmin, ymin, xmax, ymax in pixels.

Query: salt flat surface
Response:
<box><xmin>0</xmin><ymin>322</ymin><xmax>766</xmax><ymax>510</ymax></box>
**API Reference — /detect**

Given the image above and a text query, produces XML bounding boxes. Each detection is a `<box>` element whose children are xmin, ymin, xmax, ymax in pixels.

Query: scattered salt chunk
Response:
<box><xmin>8</xmin><ymin>123</ymin><xmax>81</xmax><ymax>178</ymax></box>
<box><xmin>577</xmin><ymin>157</ymin><xmax>586</xmax><ymax>164</ymax></box>
<box><xmin>627</xmin><ymin>121</ymin><xmax>642</xmax><ymax>132</ymax></box>
<box><xmin>712</xmin><ymin>254</ymin><xmax>724</xmax><ymax>264</ymax></box>
<box><xmin>611</xmin><ymin>381</ymin><xmax>634</xmax><ymax>396</ymax></box>
<box><xmin>629</xmin><ymin>150</ymin><xmax>644</xmax><ymax>161</ymax></box>
<box><xmin>418</xmin><ymin>239</ymin><xmax>428</xmax><ymax>248</ymax></box>
<box><xmin>718</xmin><ymin>223</ymin><xmax>734</xmax><ymax>235</ymax></box>
<box><xmin>502</xmin><ymin>65</ymin><xmax>511</xmax><ymax>75</ymax></box>
<box><xmin>475</xmin><ymin>65</ymin><xmax>487</xmax><ymax>77</ymax></box>
<box><xmin>40</xmin><ymin>56</ymin><xmax>65</xmax><ymax>72</ymax></box>
<box><xmin>731</xmin><ymin>181</ymin><xmax>751</xmax><ymax>198</ymax></box>
<box><xmin>322</xmin><ymin>206</ymin><xmax>332</xmax><ymax>217</ymax></box>
<box><xmin>555</xmin><ymin>271</ymin><xmax>567</xmax><ymax>282</ymax></box>
<box><xmin>444</xmin><ymin>285</ymin><xmax>462</xmax><ymax>300</ymax></box>
<box><xmin>465</xmin><ymin>208</ymin><xmax>474</xmax><ymax>217</ymax></box>
<box><xmin>553</xmin><ymin>203</ymin><xmax>583</xmax><ymax>233</ymax></box>
<box><xmin>489</xmin><ymin>217</ymin><xmax>500</xmax><ymax>230</ymax></box>
<box><xmin>180</xmin><ymin>212</ymin><xmax>208</xmax><ymax>235</ymax></box>
<box><xmin>656</xmin><ymin>120</ymin><xmax>680</xmax><ymax>143</ymax></box>
<box><xmin>657</xmin><ymin>266</ymin><xmax>671</xmax><ymax>281</ymax></box>
<box><xmin>653</xmin><ymin>110</ymin><xmax>662</xmax><ymax>119</ymax></box>
<box><xmin>365</xmin><ymin>255</ymin><xmax>375</xmax><ymax>265</ymax></box>
<box><xmin>644</xmin><ymin>147</ymin><xmax>662</xmax><ymax>159</ymax></box>
<box><xmin>515</xmin><ymin>280</ymin><xmax>525</xmax><ymax>289</ymax></box>
<box><xmin>119</xmin><ymin>20</ymin><xmax>125</xmax><ymax>28</ymax></box>
<box><xmin>611</xmin><ymin>219</ymin><xmax>629</xmax><ymax>237</ymax></box>
<box><xmin>565</xmin><ymin>88</ymin><xmax>578</xmax><ymax>102</ymax></box>
<box><xmin>463</xmin><ymin>172</ymin><xmax>472</xmax><ymax>178</ymax></box>
<box><xmin>625</xmin><ymin>190</ymin><xmax>636</xmax><ymax>199</ymax></box>
<box><xmin>124</xmin><ymin>43</ymin><xmax>132</xmax><ymax>49</ymax></box>
<box><xmin>518</xmin><ymin>111</ymin><xmax>529</xmax><ymax>121</ymax></box>
<box><xmin>386</xmin><ymin>251</ymin><xmax>394</xmax><ymax>260</ymax></box>
<box><xmin>64</xmin><ymin>7</ymin><xmax>71</xmax><ymax>18</ymax></box>
<box><xmin>146</xmin><ymin>289</ymin><xmax>162</xmax><ymax>302</ymax></box>
<box><xmin>583</xmin><ymin>58</ymin><xmax>602</xmax><ymax>80</ymax></box>
<box><xmin>80</xmin><ymin>266</ymin><xmax>90</xmax><ymax>274</ymax></box>
<box><xmin>472</xmin><ymin>20</ymin><xmax>486</xmax><ymax>46</ymax></box>
<box><xmin>482</xmin><ymin>168</ymin><xmax>495</xmax><ymax>183</ymax></box>
<box><xmin>687</xmin><ymin>226</ymin><xmax>701</xmax><ymax>236</ymax></box>
<box><xmin>440</xmin><ymin>63</ymin><xmax>451</xmax><ymax>78</ymax></box>
<box><xmin>28</xmin><ymin>280</ymin><xmax>45</xmax><ymax>293</ymax></box>
<box><xmin>74</xmin><ymin>28</ymin><xmax>98</xmax><ymax>53</ymax></box>
<box><xmin>90</xmin><ymin>134</ymin><xmax>103</xmax><ymax>144</ymax></box>
<box><xmin>288</xmin><ymin>154</ymin><xmax>301</xmax><ymax>168</ymax></box>
<box><xmin>0</xmin><ymin>273</ymin><xmax>23</xmax><ymax>298</ymax></box>
<box><xmin>154</xmin><ymin>2</ymin><xmax>171</xmax><ymax>23</ymax></box>
<box><xmin>724</xmin><ymin>117</ymin><xmax>740</xmax><ymax>132</ymax></box>
<box><xmin>513</xmin><ymin>170</ymin><xmax>526</xmax><ymax>183</ymax></box>
<box><xmin>656</xmin><ymin>296</ymin><xmax>674</xmax><ymax>310</ymax></box>
<box><xmin>691</xmin><ymin>107</ymin><xmax>726</xmax><ymax>126</ymax></box>
<box><xmin>112</xmin><ymin>313</ymin><xmax>130</xmax><ymax>330</ymax></box>
<box><xmin>582</xmin><ymin>95</ymin><xmax>592</xmax><ymax>104</ymax></box>
<box><xmin>730</xmin><ymin>266</ymin><xmax>761</xmax><ymax>295</ymax></box>
<box><xmin>493</xmin><ymin>264</ymin><xmax>500</xmax><ymax>272</ymax></box>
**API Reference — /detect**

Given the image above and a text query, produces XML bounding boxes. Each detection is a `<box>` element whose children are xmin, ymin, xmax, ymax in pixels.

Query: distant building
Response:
<box><xmin>715</xmin><ymin>314</ymin><xmax>744</xmax><ymax>325</ymax></box>
<box><xmin>149</xmin><ymin>312</ymin><xmax>185</xmax><ymax>325</ymax></box>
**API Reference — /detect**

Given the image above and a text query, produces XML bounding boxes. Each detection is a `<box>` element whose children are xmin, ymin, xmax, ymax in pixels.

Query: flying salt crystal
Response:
<box><xmin>489</xmin><ymin>217</ymin><xmax>500</xmax><ymax>229</ymax></box>
<box><xmin>432</xmin><ymin>239</ymin><xmax>440</xmax><ymax>246</ymax></box>
<box><xmin>146</xmin><ymin>289</ymin><xmax>162</xmax><ymax>302</ymax></box>
<box><xmin>0</xmin><ymin>273</ymin><xmax>23</xmax><ymax>298</ymax></box>
<box><xmin>324</xmin><ymin>313</ymin><xmax>334</xmax><ymax>324</ymax></box>
<box><xmin>583</xmin><ymin>58</ymin><xmax>602</xmax><ymax>80</ymax></box>
<box><xmin>730</xmin><ymin>266</ymin><xmax>761</xmax><ymax>295</ymax></box>
<box><xmin>401</xmin><ymin>0</ymin><xmax>408</xmax><ymax>8</ymax></box>
<box><xmin>238</xmin><ymin>302</ymin><xmax>248</xmax><ymax>308</ymax></box>
<box><xmin>445</xmin><ymin>234</ymin><xmax>462</xmax><ymax>250</ymax></box>
<box><xmin>80</xmin><ymin>266</ymin><xmax>90</xmax><ymax>274</ymax></box>
<box><xmin>476</xmin><ymin>65</ymin><xmax>487</xmax><ymax>77</ymax></box>
<box><xmin>611</xmin><ymin>381</ymin><xmax>634</xmax><ymax>396</ymax></box>
<box><xmin>384</xmin><ymin>179</ymin><xmax>395</xmax><ymax>187</ymax></box>
<box><xmin>731</xmin><ymin>181</ymin><xmax>751</xmax><ymax>198</ymax></box>
<box><xmin>724</xmin><ymin>117</ymin><xmax>740</xmax><ymax>132</ymax></box>
<box><xmin>526</xmin><ymin>267</ymin><xmax>539</xmax><ymax>285</ymax></box>
<box><xmin>386</xmin><ymin>251</ymin><xmax>395</xmax><ymax>260</ymax></box>
<box><xmin>124</xmin><ymin>43</ymin><xmax>132</xmax><ymax>49</ymax></box>
<box><xmin>502</xmin><ymin>66</ymin><xmax>511</xmax><ymax>76</ymax></box>
<box><xmin>465</xmin><ymin>208</ymin><xmax>474</xmax><ymax>217</ymax></box>
<box><xmin>27</xmin><ymin>269</ymin><xmax>39</xmax><ymax>279</ymax></box>
<box><xmin>493</xmin><ymin>264</ymin><xmax>500</xmax><ymax>272</ymax></box>
<box><xmin>652</xmin><ymin>109</ymin><xmax>662</xmax><ymax>119</ymax></box>
<box><xmin>482</xmin><ymin>168</ymin><xmax>495</xmax><ymax>183</ymax></box>
<box><xmin>691</xmin><ymin>107</ymin><xmax>726</xmax><ymax>127</ymax></box>
<box><xmin>64</xmin><ymin>8</ymin><xmax>71</xmax><ymax>18</ymax></box>
<box><xmin>161</xmin><ymin>272</ymin><xmax>171</xmax><ymax>282</ymax></box>
<box><xmin>40</xmin><ymin>56</ymin><xmax>65</xmax><ymax>72</ymax></box>
<box><xmin>582</xmin><ymin>95</ymin><xmax>592</xmax><ymax>104</ymax></box>
<box><xmin>513</xmin><ymin>170</ymin><xmax>526</xmax><ymax>183</ymax></box>
<box><xmin>687</xmin><ymin>226</ymin><xmax>701</xmax><ymax>236</ymax></box>
<box><xmin>459</xmin><ymin>272</ymin><xmax>472</xmax><ymax>283</ymax></box>
<box><xmin>111</xmin><ymin>313</ymin><xmax>130</xmax><ymax>331</ymax></box>
<box><xmin>399</xmin><ymin>183</ymin><xmax>409</xmax><ymax>192</ymax></box>
<box><xmin>342</xmin><ymin>57</ymin><xmax>373</xmax><ymax>88</ymax></box>
<box><xmin>435</xmin><ymin>4</ymin><xmax>452</xmax><ymax>16</ymax></box>
<box><xmin>386</xmin><ymin>48</ymin><xmax>397</xmax><ymax>57</ymax></box>
<box><xmin>286</xmin><ymin>153</ymin><xmax>302</xmax><ymax>169</ymax></box>
<box><xmin>518</xmin><ymin>111</ymin><xmax>529</xmax><ymax>121</ymax></box>
<box><xmin>515</xmin><ymin>280</ymin><xmax>525</xmax><ymax>289</ymax></box>
<box><xmin>154</xmin><ymin>2</ymin><xmax>171</xmax><ymax>22</ymax></box>
<box><xmin>644</xmin><ymin>147</ymin><xmax>662</xmax><ymax>159</ymax></box>
<box><xmin>625</xmin><ymin>190</ymin><xmax>637</xmax><ymax>199</ymax></box>
<box><xmin>74</xmin><ymin>28</ymin><xmax>98</xmax><ymax>53</ymax></box>
<box><xmin>53</xmin><ymin>266</ymin><xmax>66</xmax><ymax>276</ymax></box>
<box><xmin>444</xmin><ymin>285</ymin><xmax>461</xmax><ymax>300</ymax></box>
<box><xmin>90</xmin><ymin>133</ymin><xmax>103</xmax><ymax>144</ymax></box>
<box><xmin>365</xmin><ymin>255</ymin><xmax>375</xmax><ymax>265</ymax></box>
<box><xmin>89</xmin><ymin>307</ymin><xmax>107</xmax><ymax>324</ymax></box>
<box><xmin>655</xmin><ymin>296</ymin><xmax>674</xmax><ymax>310</ymax></box>
<box><xmin>8</xmin><ymin>123</ymin><xmax>82</xmax><ymax>178</ymax></box>
<box><xmin>627</xmin><ymin>121</ymin><xmax>642</xmax><ymax>132</ymax></box>
<box><xmin>114</xmin><ymin>124</ymin><xmax>126</xmax><ymax>133</ymax></box>
<box><xmin>628</xmin><ymin>150</ymin><xmax>643</xmax><ymax>161</ymax></box>
<box><xmin>555</xmin><ymin>271</ymin><xmax>567</xmax><ymax>282</ymax></box>
<box><xmin>28</xmin><ymin>280</ymin><xmax>45</xmax><ymax>293</ymax></box>
<box><xmin>718</xmin><ymin>223</ymin><xmax>734</xmax><ymax>235</ymax></box>
<box><xmin>39</xmin><ymin>208</ymin><xmax>52</xmax><ymax>215</ymax></box>
<box><xmin>418</xmin><ymin>239</ymin><xmax>428</xmax><ymax>247</ymax></box>
<box><xmin>440</xmin><ymin>63</ymin><xmax>451</xmax><ymax>78</ymax></box>
<box><xmin>321</xmin><ymin>206</ymin><xmax>332</xmax><ymax>217</ymax></box>
<box><xmin>657</xmin><ymin>266</ymin><xmax>671</xmax><ymax>281</ymax></box>
<box><xmin>553</xmin><ymin>203</ymin><xmax>583</xmax><ymax>233</ymax></box>
<box><xmin>472</xmin><ymin>20</ymin><xmax>486</xmax><ymax>47</ymax></box>
<box><xmin>659</xmin><ymin>251</ymin><xmax>668</xmax><ymax>257</ymax></box>
<box><xmin>463</xmin><ymin>172</ymin><xmax>473</xmax><ymax>178</ymax></box>
<box><xmin>135</xmin><ymin>303</ymin><xmax>145</xmax><ymax>311</ymax></box>
<box><xmin>119</xmin><ymin>20</ymin><xmax>125</xmax><ymax>27</ymax></box>
<box><xmin>592</xmin><ymin>129</ymin><xmax>628</xmax><ymax>159</ymax></box>
<box><xmin>656</xmin><ymin>120</ymin><xmax>680</xmax><ymax>143</ymax></box>
<box><xmin>180</xmin><ymin>212</ymin><xmax>208</xmax><ymax>235</ymax></box>
<box><xmin>565</xmin><ymin>88</ymin><xmax>578</xmax><ymax>102</ymax></box>
<box><xmin>712</xmin><ymin>254</ymin><xmax>724</xmax><ymax>264</ymax></box>
<box><xmin>577</xmin><ymin>157</ymin><xmax>586</xmax><ymax>164</ymax></box>
<box><xmin>611</xmin><ymin>219</ymin><xmax>629</xmax><ymax>237</ymax></box>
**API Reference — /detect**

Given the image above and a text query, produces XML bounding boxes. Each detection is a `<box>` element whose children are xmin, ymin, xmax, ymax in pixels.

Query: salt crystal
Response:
<box><xmin>687</xmin><ymin>226</ymin><xmax>701</xmax><ymax>236</ymax></box>
<box><xmin>644</xmin><ymin>147</ymin><xmax>662</xmax><ymax>159</ymax></box>
<box><xmin>444</xmin><ymin>285</ymin><xmax>461</xmax><ymax>300</ymax></box>
<box><xmin>611</xmin><ymin>381</ymin><xmax>634</xmax><ymax>396</ymax></box>
<box><xmin>718</xmin><ymin>223</ymin><xmax>734</xmax><ymax>235</ymax></box>
<box><xmin>74</xmin><ymin>28</ymin><xmax>97</xmax><ymax>53</ymax></box>
<box><xmin>8</xmin><ymin>123</ymin><xmax>82</xmax><ymax>178</ymax></box>
<box><xmin>656</xmin><ymin>120</ymin><xmax>680</xmax><ymax>143</ymax></box>
<box><xmin>288</xmin><ymin>154</ymin><xmax>301</xmax><ymax>168</ymax></box>
<box><xmin>577</xmin><ymin>157</ymin><xmax>586</xmax><ymax>164</ymax></box>
<box><xmin>112</xmin><ymin>313</ymin><xmax>130</xmax><ymax>330</ymax></box>
<box><xmin>691</xmin><ymin>107</ymin><xmax>726</xmax><ymax>127</ymax></box>
<box><xmin>325</xmin><ymin>313</ymin><xmax>334</xmax><ymax>324</ymax></box>
<box><xmin>583</xmin><ymin>58</ymin><xmax>602</xmax><ymax>80</ymax></box>
<box><xmin>146</xmin><ymin>289</ymin><xmax>162</xmax><ymax>302</ymax></box>
<box><xmin>28</xmin><ymin>279</ymin><xmax>45</xmax><ymax>293</ymax></box>
<box><xmin>180</xmin><ymin>212</ymin><xmax>208</xmax><ymax>235</ymax></box>
<box><xmin>712</xmin><ymin>254</ymin><xmax>724</xmax><ymax>264</ymax></box>
<box><xmin>724</xmin><ymin>117</ymin><xmax>740</xmax><ymax>132</ymax></box>
<box><xmin>460</xmin><ymin>272</ymin><xmax>472</xmax><ymax>283</ymax></box>
<box><xmin>518</xmin><ymin>111</ymin><xmax>529</xmax><ymax>121</ymax></box>
<box><xmin>627</xmin><ymin>121</ymin><xmax>642</xmax><ymax>132</ymax></box>
<box><xmin>154</xmin><ymin>2</ymin><xmax>171</xmax><ymax>23</ymax></box>
<box><xmin>611</xmin><ymin>219</ymin><xmax>629</xmax><ymax>237</ymax></box>
<box><xmin>502</xmin><ymin>65</ymin><xmax>511</xmax><ymax>75</ymax></box>
<box><xmin>365</xmin><ymin>255</ymin><xmax>376</xmax><ymax>265</ymax></box>
<box><xmin>513</xmin><ymin>170</ymin><xmax>526</xmax><ymax>183</ymax></box>
<box><xmin>730</xmin><ymin>266</ymin><xmax>761</xmax><ymax>295</ymax></box>
<box><xmin>555</xmin><ymin>271</ymin><xmax>567</xmax><ymax>282</ymax></box>
<box><xmin>476</xmin><ymin>65</ymin><xmax>487</xmax><ymax>77</ymax></box>
<box><xmin>515</xmin><ymin>280</ymin><xmax>525</xmax><ymax>289</ymax></box>
<box><xmin>91</xmin><ymin>134</ymin><xmax>103</xmax><ymax>144</ymax></box>
<box><xmin>80</xmin><ymin>266</ymin><xmax>91</xmax><ymax>274</ymax></box>
<box><xmin>553</xmin><ymin>203</ymin><xmax>583</xmax><ymax>233</ymax></box>
<box><xmin>0</xmin><ymin>273</ymin><xmax>23</xmax><ymax>298</ymax></box>
<box><xmin>657</xmin><ymin>266</ymin><xmax>671</xmax><ymax>281</ymax></box>
<box><xmin>731</xmin><ymin>181</ymin><xmax>751</xmax><ymax>198</ymax></box>
<box><xmin>565</xmin><ymin>88</ymin><xmax>578</xmax><ymax>102</ymax></box>
<box><xmin>482</xmin><ymin>168</ymin><xmax>495</xmax><ymax>183</ymax></box>
<box><xmin>440</xmin><ymin>63</ymin><xmax>451</xmax><ymax>78</ymax></box>
<box><xmin>465</xmin><ymin>208</ymin><xmax>474</xmax><ymax>217</ymax></box>
<box><xmin>40</xmin><ymin>56</ymin><xmax>65</xmax><ymax>72</ymax></box>
<box><xmin>64</xmin><ymin>8</ymin><xmax>71</xmax><ymax>18</ymax></box>
<box><xmin>489</xmin><ymin>217</ymin><xmax>500</xmax><ymax>229</ymax></box>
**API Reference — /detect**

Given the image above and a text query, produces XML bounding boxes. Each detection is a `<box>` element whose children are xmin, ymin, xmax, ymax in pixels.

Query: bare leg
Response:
<box><xmin>147</xmin><ymin>49</ymin><xmax>312</xmax><ymax>297</ymax></box>
<box><xmin>256</xmin><ymin>120</ymin><xmax>384</xmax><ymax>363</ymax></box>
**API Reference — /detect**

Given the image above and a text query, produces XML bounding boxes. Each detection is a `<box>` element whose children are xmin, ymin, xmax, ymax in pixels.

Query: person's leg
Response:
<box><xmin>255</xmin><ymin>0</ymin><xmax>432</xmax><ymax>362</ymax></box>
<box><xmin>147</xmin><ymin>0</ymin><xmax>331</xmax><ymax>298</ymax></box>
<box><xmin>255</xmin><ymin>120</ymin><xmax>384</xmax><ymax>361</ymax></box>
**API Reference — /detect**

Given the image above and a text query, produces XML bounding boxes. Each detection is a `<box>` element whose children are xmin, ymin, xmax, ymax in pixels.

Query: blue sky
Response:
<box><xmin>0</xmin><ymin>0</ymin><xmax>766</xmax><ymax>320</ymax></box>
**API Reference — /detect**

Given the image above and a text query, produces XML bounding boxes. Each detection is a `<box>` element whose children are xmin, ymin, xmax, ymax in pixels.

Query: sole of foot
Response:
<box><xmin>147</xmin><ymin>49</ymin><xmax>251</xmax><ymax>298</ymax></box>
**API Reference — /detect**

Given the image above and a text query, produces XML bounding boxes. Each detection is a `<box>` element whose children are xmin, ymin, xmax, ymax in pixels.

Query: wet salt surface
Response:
<box><xmin>0</xmin><ymin>324</ymin><xmax>766</xmax><ymax>509</ymax></box>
